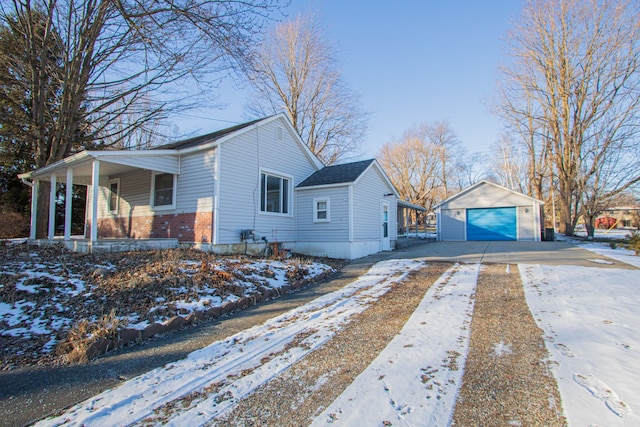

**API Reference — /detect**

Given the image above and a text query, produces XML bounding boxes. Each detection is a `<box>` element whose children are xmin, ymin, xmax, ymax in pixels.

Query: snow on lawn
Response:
<box><xmin>311</xmin><ymin>263</ymin><xmax>479</xmax><ymax>426</ymax></box>
<box><xmin>521</xmin><ymin>264</ymin><xmax>640</xmax><ymax>426</ymax></box>
<box><xmin>34</xmin><ymin>259</ymin><xmax>424</xmax><ymax>427</ymax></box>
<box><xmin>0</xmin><ymin>251</ymin><xmax>335</xmax><ymax>366</ymax></box>
<box><xmin>572</xmin><ymin>239</ymin><xmax>640</xmax><ymax>269</ymax></box>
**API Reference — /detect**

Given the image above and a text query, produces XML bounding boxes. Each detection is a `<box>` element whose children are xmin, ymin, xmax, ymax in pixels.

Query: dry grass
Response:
<box><xmin>56</xmin><ymin>309</ymin><xmax>128</xmax><ymax>363</ymax></box>
<box><xmin>451</xmin><ymin>263</ymin><xmax>567</xmax><ymax>426</ymax></box>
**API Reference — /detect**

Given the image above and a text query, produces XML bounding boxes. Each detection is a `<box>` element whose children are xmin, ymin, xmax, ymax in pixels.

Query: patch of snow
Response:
<box><xmin>493</xmin><ymin>340</ymin><xmax>512</xmax><ymax>357</ymax></box>
<box><xmin>587</xmin><ymin>258</ymin><xmax>615</xmax><ymax>265</ymax></box>
<box><xmin>311</xmin><ymin>263</ymin><xmax>479</xmax><ymax>426</ymax></box>
<box><xmin>521</xmin><ymin>264</ymin><xmax>640</xmax><ymax>425</ymax></box>
<box><xmin>575</xmin><ymin>241</ymin><xmax>640</xmax><ymax>268</ymax></box>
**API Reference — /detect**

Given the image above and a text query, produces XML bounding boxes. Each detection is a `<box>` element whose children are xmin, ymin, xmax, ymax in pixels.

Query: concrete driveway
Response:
<box><xmin>390</xmin><ymin>239</ymin><xmax>637</xmax><ymax>269</ymax></box>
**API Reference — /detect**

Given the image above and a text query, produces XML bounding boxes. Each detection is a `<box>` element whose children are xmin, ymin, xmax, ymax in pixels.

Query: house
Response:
<box><xmin>295</xmin><ymin>159</ymin><xmax>399</xmax><ymax>259</ymax></box>
<box><xmin>595</xmin><ymin>206</ymin><xmax>640</xmax><ymax>229</ymax></box>
<box><xmin>435</xmin><ymin>180</ymin><xmax>544</xmax><ymax>241</ymax></box>
<box><xmin>18</xmin><ymin>114</ymin><xmax>399</xmax><ymax>259</ymax></box>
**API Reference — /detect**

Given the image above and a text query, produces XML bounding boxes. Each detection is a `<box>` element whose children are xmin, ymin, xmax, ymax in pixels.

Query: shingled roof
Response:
<box><xmin>297</xmin><ymin>159</ymin><xmax>375</xmax><ymax>188</ymax></box>
<box><xmin>154</xmin><ymin>117</ymin><xmax>265</xmax><ymax>150</ymax></box>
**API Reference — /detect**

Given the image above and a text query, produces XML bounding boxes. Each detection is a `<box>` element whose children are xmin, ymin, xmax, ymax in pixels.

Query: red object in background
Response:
<box><xmin>595</xmin><ymin>216</ymin><xmax>617</xmax><ymax>229</ymax></box>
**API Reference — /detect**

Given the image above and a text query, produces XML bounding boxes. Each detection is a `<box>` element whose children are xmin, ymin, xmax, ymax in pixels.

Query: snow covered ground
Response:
<box><xmin>521</xmin><ymin>240</ymin><xmax>640</xmax><ymax>426</ymax></box>
<box><xmin>0</xmin><ymin>244</ymin><xmax>335</xmax><ymax>366</ymax></box>
<box><xmin>311</xmin><ymin>263</ymin><xmax>479</xmax><ymax>426</ymax></box>
<box><xmin>31</xmin><ymin>243</ymin><xmax>640</xmax><ymax>426</ymax></box>
<box><xmin>34</xmin><ymin>260</ymin><xmax>425</xmax><ymax>426</ymax></box>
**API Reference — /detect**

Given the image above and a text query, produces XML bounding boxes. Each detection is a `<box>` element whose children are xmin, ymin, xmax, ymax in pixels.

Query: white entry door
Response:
<box><xmin>381</xmin><ymin>200</ymin><xmax>391</xmax><ymax>251</ymax></box>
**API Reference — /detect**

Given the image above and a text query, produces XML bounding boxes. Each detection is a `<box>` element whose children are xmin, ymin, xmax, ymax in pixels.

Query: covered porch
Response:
<box><xmin>397</xmin><ymin>200</ymin><xmax>428</xmax><ymax>236</ymax></box>
<box><xmin>18</xmin><ymin>150</ymin><xmax>180</xmax><ymax>250</ymax></box>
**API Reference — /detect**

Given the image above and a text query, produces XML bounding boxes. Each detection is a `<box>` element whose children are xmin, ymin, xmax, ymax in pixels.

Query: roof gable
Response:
<box><xmin>434</xmin><ymin>180</ymin><xmax>544</xmax><ymax>209</ymax></box>
<box><xmin>297</xmin><ymin>159</ymin><xmax>375</xmax><ymax>188</ymax></box>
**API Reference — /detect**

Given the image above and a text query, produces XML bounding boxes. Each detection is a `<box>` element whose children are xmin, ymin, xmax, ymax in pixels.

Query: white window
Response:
<box><xmin>313</xmin><ymin>198</ymin><xmax>330</xmax><ymax>222</ymax></box>
<box><xmin>260</xmin><ymin>171</ymin><xmax>291</xmax><ymax>215</ymax></box>
<box><xmin>151</xmin><ymin>172</ymin><xmax>176</xmax><ymax>209</ymax></box>
<box><xmin>108</xmin><ymin>179</ymin><xmax>120</xmax><ymax>214</ymax></box>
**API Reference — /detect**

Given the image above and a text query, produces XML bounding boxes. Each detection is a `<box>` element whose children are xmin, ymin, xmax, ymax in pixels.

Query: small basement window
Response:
<box><xmin>151</xmin><ymin>172</ymin><xmax>176</xmax><ymax>209</ymax></box>
<box><xmin>314</xmin><ymin>198</ymin><xmax>330</xmax><ymax>222</ymax></box>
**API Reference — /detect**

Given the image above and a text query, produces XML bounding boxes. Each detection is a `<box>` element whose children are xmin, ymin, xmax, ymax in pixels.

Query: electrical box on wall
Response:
<box><xmin>240</xmin><ymin>229</ymin><xmax>255</xmax><ymax>241</ymax></box>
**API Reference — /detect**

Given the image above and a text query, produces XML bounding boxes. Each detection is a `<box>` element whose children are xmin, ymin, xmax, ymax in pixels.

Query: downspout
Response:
<box><xmin>21</xmin><ymin>177</ymin><xmax>38</xmax><ymax>240</ymax></box>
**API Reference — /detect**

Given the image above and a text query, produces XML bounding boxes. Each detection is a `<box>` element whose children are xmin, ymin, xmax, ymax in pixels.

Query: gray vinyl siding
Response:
<box><xmin>217</xmin><ymin>117</ymin><xmax>318</xmax><ymax>244</ymax></box>
<box><xmin>439</xmin><ymin>209</ymin><xmax>466</xmax><ymax>241</ymax></box>
<box><xmin>517</xmin><ymin>206</ymin><xmax>536</xmax><ymax>240</ymax></box>
<box><xmin>97</xmin><ymin>170</ymin><xmax>152</xmax><ymax>218</ymax></box>
<box><xmin>296</xmin><ymin>186</ymin><xmax>350</xmax><ymax>242</ymax></box>
<box><xmin>175</xmin><ymin>149</ymin><xmax>216</xmax><ymax>212</ymax></box>
<box><xmin>95</xmin><ymin>150</ymin><xmax>215</xmax><ymax>220</ymax></box>
<box><xmin>352</xmin><ymin>166</ymin><xmax>397</xmax><ymax>241</ymax></box>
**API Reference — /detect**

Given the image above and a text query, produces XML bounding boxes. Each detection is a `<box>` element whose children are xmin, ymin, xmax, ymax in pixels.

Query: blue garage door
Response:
<box><xmin>467</xmin><ymin>207</ymin><xmax>517</xmax><ymax>241</ymax></box>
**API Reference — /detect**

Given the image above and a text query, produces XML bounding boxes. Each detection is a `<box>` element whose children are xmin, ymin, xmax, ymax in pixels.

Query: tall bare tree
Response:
<box><xmin>246</xmin><ymin>12</ymin><xmax>367</xmax><ymax>164</ymax></box>
<box><xmin>0</xmin><ymin>0</ymin><xmax>284</xmax><ymax>237</ymax></box>
<box><xmin>378</xmin><ymin>120</ymin><xmax>463</xmax><ymax>214</ymax></box>
<box><xmin>488</xmin><ymin>134</ymin><xmax>530</xmax><ymax>194</ymax></box>
<box><xmin>498</xmin><ymin>0</ymin><xmax>640</xmax><ymax>236</ymax></box>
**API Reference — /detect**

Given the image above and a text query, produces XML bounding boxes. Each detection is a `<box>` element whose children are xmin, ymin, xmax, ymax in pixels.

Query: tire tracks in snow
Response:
<box><xmin>33</xmin><ymin>259</ymin><xmax>424</xmax><ymax>427</ymax></box>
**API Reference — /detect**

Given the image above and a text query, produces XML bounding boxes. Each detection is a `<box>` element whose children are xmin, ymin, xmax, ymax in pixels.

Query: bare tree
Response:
<box><xmin>378</xmin><ymin>121</ymin><xmax>462</xmax><ymax>214</ymax></box>
<box><xmin>488</xmin><ymin>133</ymin><xmax>530</xmax><ymax>194</ymax></box>
<box><xmin>1</xmin><ymin>0</ymin><xmax>284</xmax><ymax>237</ymax></box>
<box><xmin>246</xmin><ymin>12</ymin><xmax>367</xmax><ymax>164</ymax></box>
<box><xmin>498</xmin><ymin>0</ymin><xmax>640</xmax><ymax>236</ymax></box>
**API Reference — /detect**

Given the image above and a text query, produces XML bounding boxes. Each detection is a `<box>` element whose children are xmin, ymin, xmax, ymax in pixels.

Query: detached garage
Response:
<box><xmin>435</xmin><ymin>181</ymin><xmax>544</xmax><ymax>242</ymax></box>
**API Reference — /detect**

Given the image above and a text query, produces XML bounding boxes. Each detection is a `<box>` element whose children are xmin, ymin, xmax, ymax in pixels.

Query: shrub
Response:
<box><xmin>0</xmin><ymin>210</ymin><xmax>29</xmax><ymax>238</ymax></box>
<box><xmin>620</xmin><ymin>230</ymin><xmax>640</xmax><ymax>255</ymax></box>
<box><xmin>57</xmin><ymin>309</ymin><xmax>127</xmax><ymax>363</ymax></box>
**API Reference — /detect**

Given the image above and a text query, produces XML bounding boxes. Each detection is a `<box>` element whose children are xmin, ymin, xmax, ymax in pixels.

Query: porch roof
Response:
<box><xmin>18</xmin><ymin>149</ymin><xmax>180</xmax><ymax>184</ymax></box>
<box><xmin>398</xmin><ymin>200</ymin><xmax>427</xmax><ymax>211</ymax></box>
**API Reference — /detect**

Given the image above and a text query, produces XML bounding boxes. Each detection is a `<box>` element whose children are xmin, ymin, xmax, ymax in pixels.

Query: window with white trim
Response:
<box><xmin>151</xmin><ymin>172</ymin><xmax>176</xmax><ymax>209</ymax></box>
<box><xmin>260</xmin><ymin>172</ymin><xmax>290</xmax><ymax>214</ymax></box>
<box><xmin>108</xmin><ymin>179</ymin><xmax>120</xmax><ymax>214</ymax></box>
<box><xmin>313</xmin><ymin>197</ymin><xmax>330</xmax><ymax>222</ymax></box>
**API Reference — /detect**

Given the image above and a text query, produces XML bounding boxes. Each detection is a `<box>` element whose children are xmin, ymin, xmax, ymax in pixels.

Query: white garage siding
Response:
<box><xmin>436</xmin><ymin>181</ymin><xmax>543</xmax><ymax>242</ymax></box>
<box><xmin>438</xmin><ymin>209</ymin><xmax>466</xmax><ymax>241</ymax></box>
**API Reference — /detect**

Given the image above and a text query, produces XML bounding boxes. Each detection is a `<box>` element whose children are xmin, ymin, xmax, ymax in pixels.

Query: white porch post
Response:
<box><xmin>64</xmin><ymin>168</ymin><xmax>74</xmax><ymax>240</ymax></box>
<box><xmin>29</xmin><ymin>179</ymin><xmax>39</xmax><ymax>239</ymax></box>
<box><xmin>48</xmin><ymin>174</ymin><xmax>57</xmax><ymax>239</ymax></box>
<box><xmin>90</xmin><ymin>160</ymin><xmax>100</xmax><ymax>242</ymax></box>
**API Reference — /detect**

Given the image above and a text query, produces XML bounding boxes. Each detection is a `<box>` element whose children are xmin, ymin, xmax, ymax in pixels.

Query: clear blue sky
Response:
<box><xmin>175</xmin><ymin>1</ymin><xmax>524</xmax><ymax>162</ymax></box>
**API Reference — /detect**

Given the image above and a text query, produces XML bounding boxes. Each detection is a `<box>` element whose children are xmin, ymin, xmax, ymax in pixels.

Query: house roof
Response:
<box><xmin>154</xmin><ymin>117</ymin><xmax>265</xmax><ymax>150</ymax></box>
<box><xmin>19</xmin><ymin>114</ymin><xmax>324</xmax><ymax>181</ymax></box>
<box><xmin>297</xmin><ymin>159</ymin><xmax>375</xmax><ymax>188</ymax></box>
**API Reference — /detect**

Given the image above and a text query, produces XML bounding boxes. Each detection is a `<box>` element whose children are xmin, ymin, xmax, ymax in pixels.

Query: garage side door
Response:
<box><xmin>467</xmin><ymin>207</ymin><xmax>517</xmax><ymax>241</ymax></box>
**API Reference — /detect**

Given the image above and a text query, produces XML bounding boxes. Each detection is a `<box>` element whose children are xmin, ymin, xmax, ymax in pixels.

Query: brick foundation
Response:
<box><xmin>97</xmin><ymin>211</ymin><xmax>214</xmax><ymax>243</ymax></box>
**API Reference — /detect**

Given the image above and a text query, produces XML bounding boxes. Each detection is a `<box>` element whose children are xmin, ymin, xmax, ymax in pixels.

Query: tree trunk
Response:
<box><xmin>35</xmin><ymin>181</ymin><xmax>50</xmax><ymax>239</ymax></box>
<box><xmin>557</xmin><ymin>190</ymin><xmax>574</xmax><ymax>236</ymax></box>
<box><xmin>585</xmin><ymin>215</ymin><xmax>596</xmax><ymax>239</ymax></box>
